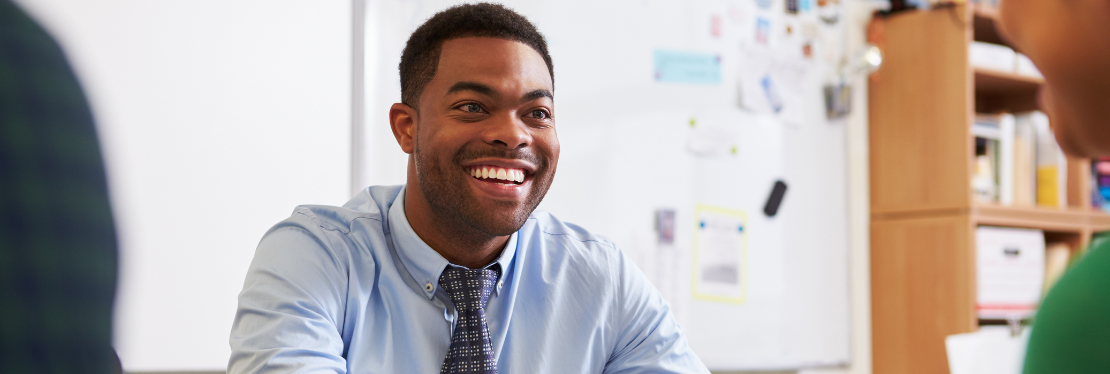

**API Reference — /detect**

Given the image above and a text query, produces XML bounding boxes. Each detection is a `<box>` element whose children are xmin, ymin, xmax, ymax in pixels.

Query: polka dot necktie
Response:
<box><xmin>439</xmin><ymin>265</ymin><xmax>500</xmax><ymax>374</ymax></box>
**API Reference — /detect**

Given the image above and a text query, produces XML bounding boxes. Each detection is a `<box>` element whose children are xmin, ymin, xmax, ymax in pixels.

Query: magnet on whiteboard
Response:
<box><xmin>764</xmin><ymin>180</ymin><xmax>788</xmax><ymax>217</ymax></box>
<box><xmin>655</xmin><ymin>209</ymin><xmax>676</xmax><ymax>244</ymax></box>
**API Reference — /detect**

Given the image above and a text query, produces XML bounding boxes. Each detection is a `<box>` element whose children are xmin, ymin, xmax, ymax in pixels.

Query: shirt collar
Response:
<box><xmin>388</xmin><ymin>186</ymin><xmax>517</xmax><ymax>299</ymax></box>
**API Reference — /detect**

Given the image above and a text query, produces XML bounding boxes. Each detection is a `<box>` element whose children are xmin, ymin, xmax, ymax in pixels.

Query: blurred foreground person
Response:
<box><xmin>997</xmin><ymin>0</ymin><xmax>1110</xmax><ymax>372</ymax></box>
<box><xmin>0</xmin><ymin>1</ymin><xmax>119</xmax><ymax>373</ymax></box>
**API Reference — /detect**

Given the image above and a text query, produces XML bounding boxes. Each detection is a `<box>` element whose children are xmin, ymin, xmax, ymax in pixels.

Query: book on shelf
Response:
<box><xmin>973</xmin><ymin>111</ymin><xmax>1065</xmax><ymax>208</ymax></box>
<box><xmin>970</xmin><ymin>41</ymin><xmax>1017</xmax><ymax>73</ymax></box>
<box><xmin>1012</xmin><ymin>115</ymin><xmax>1037</xmax><ymax>206</ymax></box>
<box><xmin>969</xmin><ymin>0</ymin><xmax>1000</xmax><ymax>9</ymax></box>
<box><xmin>1092</xmin><ymin>157</ymin><xmax>1110</xmax><ymax>211</ymax></box>
<box><xmin>974</xmin><ymin>112</ymin><xmax>1051</xmax><ymax>207</ymax></box>
<box><xmin>1043</xmin><ymin>242</ymin><xmax>1071</xmax><ymax>295</ymax></box>
<box><xmin>973</xmin><ymin>115</ymin><xmax>1003</xmax><ymax>203</ymax></box>
<box><xmin>968</xmin><ymin>40</ymin><xmax>1044</xmax><ymax>79</ymax></box>
<box><xmin>1031</xmin><ymin>112</ymin><xmax>1067</xmax><ymax>208</ymax></box>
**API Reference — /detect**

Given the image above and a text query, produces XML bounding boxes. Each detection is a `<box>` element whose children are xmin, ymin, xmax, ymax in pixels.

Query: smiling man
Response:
<box><xmin>228</xmin><ymin>3</ymin><xmax>708</xmax><ymax>373</ymax></box>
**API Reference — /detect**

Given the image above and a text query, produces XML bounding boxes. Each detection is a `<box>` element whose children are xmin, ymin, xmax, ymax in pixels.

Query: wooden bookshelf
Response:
<box><xmin>868</xmin><ymin>4</ymin><xmax>1110</xmax><ymax>373</ymax></box>
<box><xmin>973</xmin><ymin>204</ymin><xmax>1088</xmax><ymax>232</ymax></box>
<box><xmin>974</xmin><ymin>68</ymin><xmax>1042</xmax><ymax>113</ymax></box>
<box><xmin>1090</xmin><ymin>211</ymin><xmax>1110</xmax><ymax>231</ymax></box>
<box><xmin>971</xmin><ymin>4</ymin><xmax>1007</xmax><ymax>47</ymax></box>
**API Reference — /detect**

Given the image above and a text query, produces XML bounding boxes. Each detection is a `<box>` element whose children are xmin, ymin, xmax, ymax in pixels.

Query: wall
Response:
<box><xmin>12</xmin><ymin>1</ymin><xmax>353</xmax><ymax>371</ymax></box>
<box><xmin>11</xmin><ymin>0</ymin><xmax>877</xmax><ymax>371</ymax></box>
<box><xmin>799</xmin><ymin>1</ymin><xmax>876</xmax><ymax>373</ymax></box>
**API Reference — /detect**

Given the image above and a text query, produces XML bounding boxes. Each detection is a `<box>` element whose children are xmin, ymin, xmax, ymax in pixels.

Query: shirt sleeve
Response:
<box><xmin>228</xmin><ymin>218</ymin><xmax>352</xmax><ymax>374</ymax></box>
<box><xmin>604</xmin><ymin>249</ymin><xmax>710</xmax><ymax>374</ymax></box>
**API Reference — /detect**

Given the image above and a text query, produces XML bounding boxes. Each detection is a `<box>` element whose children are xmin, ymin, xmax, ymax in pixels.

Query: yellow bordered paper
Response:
<box><xmin>691</xmin><ymin>204</ymin><xmax>748</xmax><ymax>304</ymax></box>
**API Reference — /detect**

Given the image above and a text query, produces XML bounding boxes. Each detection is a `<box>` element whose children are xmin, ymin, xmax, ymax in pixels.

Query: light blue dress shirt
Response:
<box><xmin>229</xmin><ymin>185</ymin><xmax>708</xmax><ymax>373</ymax></box>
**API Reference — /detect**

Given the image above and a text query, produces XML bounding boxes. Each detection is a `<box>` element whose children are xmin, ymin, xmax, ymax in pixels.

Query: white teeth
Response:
<box><xmin>470</xmin><ymin>166</ymin><xmax>525</xmax><ymax>184</ymax></box>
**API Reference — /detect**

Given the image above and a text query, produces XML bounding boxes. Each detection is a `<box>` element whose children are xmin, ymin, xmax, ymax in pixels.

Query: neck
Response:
<box><xmin>403</xmin><ymin>180</ymin><xmax>509</xmax><ymax>269</ymax></box>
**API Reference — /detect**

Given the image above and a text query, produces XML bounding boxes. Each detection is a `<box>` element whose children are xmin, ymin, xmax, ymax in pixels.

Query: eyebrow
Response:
<box><xmin>520</xmin><ymin>89</ymin><xmax>553</xmax><ymax>104</ymax></box>
<box><xmin>446</xmin><ymin>81</ymin><xmax>499</xmax><ymax>100</ymax></box>
<box><xmin>445</xmin><ymin>81</ymin><xmax>554</xmax><ymax>104</ymax></box>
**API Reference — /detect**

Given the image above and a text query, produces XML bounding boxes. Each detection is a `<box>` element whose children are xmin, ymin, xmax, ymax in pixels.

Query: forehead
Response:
<box><xmin>430</xmin><ymin>37</ymin><xmax>553</xmax><ymax>94</ymax></box>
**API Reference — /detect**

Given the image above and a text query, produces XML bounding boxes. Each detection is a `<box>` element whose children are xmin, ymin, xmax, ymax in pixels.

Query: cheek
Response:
<box><xmin>423</xmin><ymin>130</ymin><xmax>466</xmax><ymax>156</ymax></box>
<box><xmin>538</xmin><ymin>133</ymin><xmax>560</xmax><ymax>166</ymax></box>
<box><xmin>537</xmin><ymin>128</ymin><xmax>559</xmax><ymax>154</ymax></box>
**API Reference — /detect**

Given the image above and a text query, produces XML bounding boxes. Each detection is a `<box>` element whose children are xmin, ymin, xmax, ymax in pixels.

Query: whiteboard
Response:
<box><xmin>361</xmin><ymin>0</ymin><xmax>851</xmax><ymax>370</ymax></box>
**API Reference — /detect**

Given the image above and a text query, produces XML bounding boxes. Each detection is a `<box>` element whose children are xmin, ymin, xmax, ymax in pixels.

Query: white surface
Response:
<box><xmin>970</xmin><ymin>41</ymin><xmax>1017</xmax><ymax>73</ymax></box>
<box><xmin>999</xmin><ymin>114</ymin><xmax>1015</xmax><ymax>205</ymax></box>
<box><xmin>13</xmin><ymin>1</ymin><xmax>353</xmax><ymax>371</ymax></box>
<box><xmin>798</xmin><ymin>2</ymin><xmax>877</xmax><ymax>373</ymax></box>
<box><xmin>363</xmin><ymin>0</ymin><xmax>853</xmax><ymax>370</ymax></box>
<box><xmin>1012</xmin><ymin>113</ymin><xmax>1038</xmax><ymax>206</ymax></box>
<box><xmin>1015</xmin><ymin>53</ymin><xmax>1043</xmax><ymax>79</ymax></box>
<box><xmin>975</xmin><ymin>226</ymin><xmax>1045</xmax><ymax>319</ymax></box>
<box><xmin>946</xmin><ymin>326</ymin><xmax>1031</xmax><ymax>374</ymax></box>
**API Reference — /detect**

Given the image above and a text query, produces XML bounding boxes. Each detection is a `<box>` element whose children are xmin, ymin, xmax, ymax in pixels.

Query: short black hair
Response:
<box><xmin>399</xmin><ymin>3</ymin><xmax>554</xmax><ymax>107</ymax></box>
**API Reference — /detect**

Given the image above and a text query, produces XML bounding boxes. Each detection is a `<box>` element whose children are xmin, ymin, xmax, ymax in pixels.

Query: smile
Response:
<box><xmin>467</xmin><ymin>166</ymin><xmax>525</xmax><ymax>185</ymax></box>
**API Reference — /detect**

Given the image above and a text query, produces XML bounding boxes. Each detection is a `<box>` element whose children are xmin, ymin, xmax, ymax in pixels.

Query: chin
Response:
<box><xmin>465</xmin><ymin>207</ymin><xmax>533</xmax><ymax>237</ymax></box>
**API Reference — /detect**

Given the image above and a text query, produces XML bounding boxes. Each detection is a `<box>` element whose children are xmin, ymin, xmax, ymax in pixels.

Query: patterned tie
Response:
<box><xmin>439</xmin><ymin>265</ymin><xmax>500</xmax><ymax>374</ymax></box>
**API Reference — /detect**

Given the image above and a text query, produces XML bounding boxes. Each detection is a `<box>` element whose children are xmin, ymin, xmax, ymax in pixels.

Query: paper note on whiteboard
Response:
<box><xmin>693</xmin><ymin>205</ymin><xmax>747</xmax><ymax>303</ymax></box>
<box><xmin>737</xmin><ymin>46</ymin><xmax>809</xmax><ymax>125</ymax></box>
<box><xmin>686</xmin><ymin>117</ymin><xmax>739</xmax><ymax>158</ymax></box>
<box><xmin>654</xmin><ymin>50</ymin><xmax>722</xmax><ymax>84</ymax></box>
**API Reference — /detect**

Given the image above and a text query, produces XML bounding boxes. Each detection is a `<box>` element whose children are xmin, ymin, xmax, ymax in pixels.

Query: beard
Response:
<box><xmin>413</xmin><ymin>142</ymin><xmax>555</xmax><ymax>237</ymax></box>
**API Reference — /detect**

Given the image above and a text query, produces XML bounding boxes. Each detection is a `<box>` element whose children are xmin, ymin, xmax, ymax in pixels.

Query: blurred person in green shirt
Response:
<box><xmin>1</xmin><ymin>1</ymin><xmax>119</xmax><ymax>373</ymax></box>
<box><xmin>997</xmin><ymin>0</ymin><xmax>1110</xmax><ymax>372</ymax></box>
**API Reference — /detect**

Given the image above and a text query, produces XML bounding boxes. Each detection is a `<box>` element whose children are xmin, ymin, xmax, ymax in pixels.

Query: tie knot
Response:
<box><xmin>439</xmin><ymin>266</ymin><xmax>499</xmax><ymax>311</ymax></box>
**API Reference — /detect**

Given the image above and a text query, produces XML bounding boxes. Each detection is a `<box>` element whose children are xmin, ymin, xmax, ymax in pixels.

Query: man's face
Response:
<box><xmin>410</xmin><ymin>37</ymin><xmax>558</xmax><ymax>236</ymax></box>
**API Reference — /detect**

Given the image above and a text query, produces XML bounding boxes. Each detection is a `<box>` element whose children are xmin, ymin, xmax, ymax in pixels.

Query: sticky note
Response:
<box><xmin>654</xmin><ymin>50</ymin><xmax>722</xmax><ymax>84</ymax></box>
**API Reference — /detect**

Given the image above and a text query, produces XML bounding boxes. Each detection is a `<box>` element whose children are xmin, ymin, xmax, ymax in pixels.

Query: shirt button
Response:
<box><xmin>424</xmin><ymin>282</ymin><xmax>433</xmax><ymax>292</ymax></box>
<box><xmin>497</xmin><ymin>281</ymin><xmax>503</xmax><ymax>290</ymax></box>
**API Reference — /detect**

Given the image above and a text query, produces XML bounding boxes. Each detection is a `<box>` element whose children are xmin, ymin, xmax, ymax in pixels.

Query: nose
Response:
<box><xmin>483</xmin><ymin>113</ymin><xmax>532</xmax><ymax>150</ymax></box>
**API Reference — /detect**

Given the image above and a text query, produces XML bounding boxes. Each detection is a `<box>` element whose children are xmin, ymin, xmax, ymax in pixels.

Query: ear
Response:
<box><xmin>389</xmin><ymin>103</ymin><xmax>417</xmax><ymax>154</ymax></box>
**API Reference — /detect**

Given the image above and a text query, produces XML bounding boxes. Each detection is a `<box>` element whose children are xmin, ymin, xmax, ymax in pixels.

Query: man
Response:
<box><xmin>996</xmin><ymin>0</ymin><xmax>1110</xmax><ymax>372</ymax></box>
<box><xmin>228</xmin><ymin>3</ymin><xmax>708</xmax><ymax>373</ymax></box>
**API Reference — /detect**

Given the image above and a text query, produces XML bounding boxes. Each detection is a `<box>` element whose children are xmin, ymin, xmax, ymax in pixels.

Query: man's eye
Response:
<box><xmin>528</xmin><ymin>110</ymin><xmax>549</xmax><ymax>119</ymax></box>
<box><xmin>462</xmin><ymin>103</ymin><xmax>482</xmax><ymax>113</ymax></box>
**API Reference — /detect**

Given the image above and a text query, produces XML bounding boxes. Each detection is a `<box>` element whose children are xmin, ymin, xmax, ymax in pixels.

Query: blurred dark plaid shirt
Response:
<box><xmin>1</xmin><ymin>1</ymin><xmax>118</xmax><ymax>373</ymax></box>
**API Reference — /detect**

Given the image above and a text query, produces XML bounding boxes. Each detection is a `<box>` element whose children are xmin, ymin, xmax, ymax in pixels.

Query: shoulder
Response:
<box><xmin>1038</xmin><ymin>242</ymin><xmax>1110</xmax><ymax>314</ymax></box>
<box><xmin>522</xmin><ymin>210</ymin><xmax>621</xmax><ymax>255</ymax></box>
<box><xmin>1024</xmin><ymin>242</ymin><xmax>1110</xmax><ymax>371</ymax></box>
<box><xmin>275</xmin><ymin>185</ymin><xmax>401</xmax><ymax>235</ymax></box>
<box><xmin>255</xmin><ymin>185</ymin><xmax>402</xmax><ymax>263</ymax></box>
